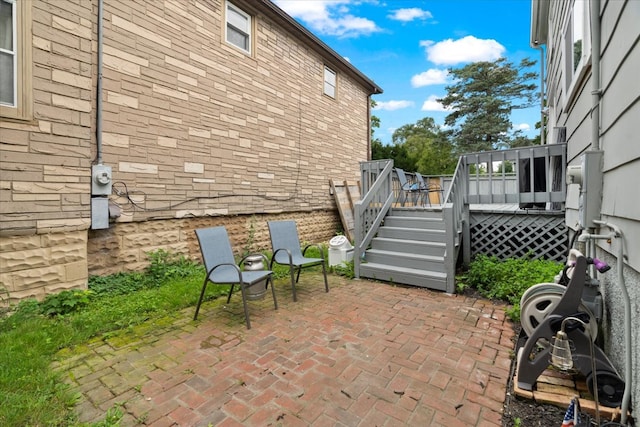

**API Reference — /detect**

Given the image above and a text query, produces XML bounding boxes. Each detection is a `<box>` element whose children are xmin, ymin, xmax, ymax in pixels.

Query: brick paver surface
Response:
<box><xmin>55</xmin><ymin>274</ymin><xmax>515</xmax><ymax>426</ymax></box>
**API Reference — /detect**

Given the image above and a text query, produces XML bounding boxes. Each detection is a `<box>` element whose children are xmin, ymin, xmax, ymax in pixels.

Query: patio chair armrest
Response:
<box><xmin>302</xmin><ymin>243</ymin><xmax>325</xmax><ymax>260</ymax></box>
<box><xmin>270</xmin><ymin>248</ymin><xmax>293</xmax><ymax>267</ymax></box>
<box><xmin>206</xmin><ymin>263</ymin><xmax>242</xmax><ymax>282</ymax></box>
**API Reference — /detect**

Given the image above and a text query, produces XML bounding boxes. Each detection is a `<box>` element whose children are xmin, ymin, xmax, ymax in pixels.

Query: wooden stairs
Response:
<box><xmin>358</xmin><ymin>207</ymin><xmax>452</xmax><ymax>292</ymax></box>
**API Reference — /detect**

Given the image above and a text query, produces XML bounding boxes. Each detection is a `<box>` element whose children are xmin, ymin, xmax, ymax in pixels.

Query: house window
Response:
<box><xmin>562</xmin><ymin>0</ymin><xmax>590</xmax><ymax>105</ymax></box>
<box><xmin>0</xmin><ymin>0</ymin><xmax>31</xmax><ymax>120</ymax></box>
<box><xmin>225</xmin><ymin>1</ymin><xmax>251</xmax><ymax>54</ymax></box>
<box><xmin>323</xmin><ymin>66</ymin><xmax>336</xmax><ymax>98</ymax></box>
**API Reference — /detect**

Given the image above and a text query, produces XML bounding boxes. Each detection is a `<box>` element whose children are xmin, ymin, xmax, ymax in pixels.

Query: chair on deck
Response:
<box><xmin>267</xmin><ymin>220</ymin><xmax>329</xmax><ymax>302</ymax></box>
<box><xmin>194</xmin><ymin>226</ymin><xmax>277</xmax><ymax>329</ymax></box>
<box><xmin>415</xmin><ymin>172</ymin><xmax>444</xmax><ymax>206</ymax></box>
<box><xmin>395</xmin><ymin>167</ymin><xmax>420</xmax><ymax>206</ymax></box>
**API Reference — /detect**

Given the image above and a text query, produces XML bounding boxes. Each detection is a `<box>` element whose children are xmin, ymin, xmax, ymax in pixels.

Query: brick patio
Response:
<box><xmin>55</xmin><ymin>274</ymin><xmax>515</xmax><ymax>426</ymax></box>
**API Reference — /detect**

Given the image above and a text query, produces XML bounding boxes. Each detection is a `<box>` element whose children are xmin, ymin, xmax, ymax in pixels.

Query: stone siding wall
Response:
<box><xmin>100</xmin><ymin>0</ymin><xmax>370</xmax><ymax>223</ymax></box>
<box><xmin>0</xmin><ymin>0</ymin><xmax>371</xmax><ymax>302</ymax></box>
<box><xmin>0</xmin><ymin>0</ymin><xmax>94</xmax><ymax>234</ymax></box>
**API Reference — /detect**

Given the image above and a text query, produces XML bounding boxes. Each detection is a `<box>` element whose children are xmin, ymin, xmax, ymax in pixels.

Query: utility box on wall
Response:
<box><xmin>91</xmin><ymin>164</ymin><xmax>112</xmax><ymax>196</ymax></box>
<box><xmin>578</xmin><ymin>151</ymin><xmax>603</xmax><ymax>229</ymax></box>
<box><xmin>91</xmin><ymin>164</ymin><xmax>113</xmax><ymax>230</ymax></box>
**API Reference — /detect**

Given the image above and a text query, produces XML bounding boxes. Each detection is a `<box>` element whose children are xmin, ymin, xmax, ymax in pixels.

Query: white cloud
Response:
<box><xmin>388</xmin><ymin>8</ymin><xmax>433</xmax><ymax>22</ymax></box>
<box><xmin>273</xmin><ymin>0</ymin><xmax>381</xmax><ymax>37</ymax></box>
<box><xmin>374</xmin><ymin>100</ymin><xmax>414</xmax><ymax>111</ymax></box>
<box><xmin>515</xmin><ymin>123</ymin><xmax>531</xmax><ymax>131</ymax></box>
<box><xmin>419</xmin><ymin>35</ymin><xmax>505</xmax><ymax>65</ymax></box>
<box><xmin>411</xmin><ymin>69</ymin><xmax>449</xmax><ymax>87</ymax></box>
<box><xmin>421</xmin><ymin>95</ymin><xmax>449</xmax><ymax>112</ymax></box>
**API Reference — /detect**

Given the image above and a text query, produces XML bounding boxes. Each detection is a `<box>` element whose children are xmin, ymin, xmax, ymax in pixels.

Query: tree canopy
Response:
<box><xmin>438</xmin><ymin>57</ymin><xmax>538</xmax><ymax>153</ymax></box>
<box><xmin>371</xmin><ymin>57</ymin><xmax>539</xmax><ymax>175</ymax></box>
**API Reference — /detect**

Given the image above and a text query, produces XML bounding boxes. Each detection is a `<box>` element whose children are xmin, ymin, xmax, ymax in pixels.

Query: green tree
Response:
<box><xmin>370</xmin><ymin>99</ymin><xmax>381</xmax><ymax>145</ymax></box>
<box><xmin>439</xmin><ymin>58</ymin><xmax>538</xmax><ymax>153</ymax></box>
<box><xmin>392</xmin><ymin>117</ymin><xmax>456</xmax><ymax>174</ymax></box>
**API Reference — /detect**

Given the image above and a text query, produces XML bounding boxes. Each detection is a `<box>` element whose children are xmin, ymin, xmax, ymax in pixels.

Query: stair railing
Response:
<box><xmin>354</xmin><ymin>159</ymin><xmax>395</xmax><ymax>278</ymax></box>
<box><xmin>442</xmin><ymin>157</ymin><xmax>470</xmax><ymax>289</ymax></box>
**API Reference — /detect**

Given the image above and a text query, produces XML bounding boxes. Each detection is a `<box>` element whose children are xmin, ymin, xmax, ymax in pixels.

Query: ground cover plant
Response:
<box><xmin>0</xmin><ymin>248</ymin><xmax>326</xmax><ymax>427</ymax></box>
<box><xmin>456</xmin><ymin>253</ymin><xmax>563</xmax><ymax>321</ymax></box>
<box><xmin>455</xmin><ymin>255</ymin><xmax>571</xmax><ymax>426</ymax></box>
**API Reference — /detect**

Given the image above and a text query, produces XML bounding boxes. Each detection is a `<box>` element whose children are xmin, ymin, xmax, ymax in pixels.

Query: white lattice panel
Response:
<box><xmin>470</xmin><ymin>212</ymin><xmax>567</xmax><ymax>261</ymax></box>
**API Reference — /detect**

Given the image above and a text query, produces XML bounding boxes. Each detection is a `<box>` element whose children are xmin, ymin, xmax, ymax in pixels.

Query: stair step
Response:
<box><xmin>383</xmin><ymin>216</ymin><xmax>445</xmax><ymax>230</ymax></box>
<box><xmin>371</xmin><ymin>237</ymin><xmax>445</xmax><ymax>256</ymax></box>
<box><xmin>389</xmin><ymin>208</ymin><xmax>443</xmax><ymax>219</ymax></box>
<box><xmin>359</xmin><ymin>262</ymin><xmax>448</xmax><ymax>291</ymax></box>
<box><xmin>365</xmin><ymin>249</ymin><xmax>445</xmax><ymax>272</ymax></box>
<box><xmin>377</xmin><ymin>226</ymin><xmax>446</xmax><ymax>242</ymax></box>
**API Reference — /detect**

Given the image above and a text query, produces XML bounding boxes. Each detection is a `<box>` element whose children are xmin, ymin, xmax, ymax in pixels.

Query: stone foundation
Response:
<box><xmin>0</xmin><ymin>230</ymin><xmax>89</xmax><ymax>303</ymax></box>
<box><xmin>88</xmin><ymin>210</ymin><xmax>341</xmax><ymax>277</ymax></box>
<box><xmin>1</xmin><ymin>210</ymin><xmax>341</xmax><ymax>304</ymax></box>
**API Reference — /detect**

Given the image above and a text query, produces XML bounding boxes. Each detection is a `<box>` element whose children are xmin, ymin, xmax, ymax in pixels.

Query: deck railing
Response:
<box><xmin>463</xmin><ymin>143</ymin><xmax>567</xmax><ymax>207</ymax></box>
<box><xmin>354</xmin><ymin>144</ymin><xmax>568</xmax><ymax>278</ymax></box>
<box><xmin>443</xmin><ymin>156</ymin><xmax>470</xmax><ymax>271</ymax></box>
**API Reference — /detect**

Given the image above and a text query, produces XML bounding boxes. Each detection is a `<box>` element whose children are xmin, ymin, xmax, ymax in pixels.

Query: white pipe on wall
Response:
<box><xmin>579</xmin><ymin>221</ymin><xmax>631</xmax><ymax>424</ymax></box>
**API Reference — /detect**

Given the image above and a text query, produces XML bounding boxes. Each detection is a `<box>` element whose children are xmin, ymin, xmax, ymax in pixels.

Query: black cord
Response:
<box><xmin>111</xmin><ymin>181</ymin><xmax>297</xmax><ymax>213</ymax></box>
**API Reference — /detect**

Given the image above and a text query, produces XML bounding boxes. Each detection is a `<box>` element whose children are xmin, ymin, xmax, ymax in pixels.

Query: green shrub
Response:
<box><xmin>457</xmin><ymin>254</ymin><xmax>563</xmax><ymax>321</ymax></box>
<box><xmin>40</xmin><ymin>290</ymin><xmax>92</xmax><ymax>317</ymax></box>
<box><xmin>331</xmin><ymin>260</ymin><xmax>355</xmax><ymax>279</ymax></box>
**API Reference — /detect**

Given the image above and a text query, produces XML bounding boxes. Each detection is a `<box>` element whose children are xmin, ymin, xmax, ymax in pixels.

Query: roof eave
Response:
<box><xmin>259</xmin><ymin>0</ymin><xmax>383</xmax><ymax>95</ymax></box>
<box><xmin>530</xmin><ymin>0</ymin><xmax>550</xmax><ymax>47</ymax></box>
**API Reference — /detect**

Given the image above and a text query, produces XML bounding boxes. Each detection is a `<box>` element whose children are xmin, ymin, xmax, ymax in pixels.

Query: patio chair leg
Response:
<box><xmin>289</xmin><ymin>266</ymin><xmax>297</xmax><ymax>302</ymax></box>
<box><xmin>321</xmin><ymin>262</ymin><xmax>329</xmax><ymax>293</ymax></box>
<box><xmin>226</xmin><ymin>284</ymin><xmax>234</xmax><ymax>304</ymax></box>
<box><xmin>194</xmin><ymin>279</ymin><xmax>208</xmax><ymax>320</ymax></box>
<box><xmin>239</xmin><ymin>284</ymin><xmax>251</xmax><ymax>329</ymax></box>
<box><xmin>268</xmin><ymin>277</ymin><xmax>278</xmax><ymax>310</ymax></box>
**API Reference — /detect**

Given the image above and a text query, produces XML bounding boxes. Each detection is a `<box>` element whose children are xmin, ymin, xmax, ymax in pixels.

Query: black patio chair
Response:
<box><xmin>415</xmin><ymin>172</ymin><xmax>444</xmax><ymax>206</ymax></box>
<box><xmin>194</xmin><ymin>226</ymin><xmax>277</xmax><ymax>329</ymax></box>
<box><xmin>395</xmin><ymin>167</ymin><xmax>420</xmax><ymax>206</ymax></box>
<box><xmin>267</xmin><ymin>220</ymin><xmax>329</xmax><ymax>302</ymax></box>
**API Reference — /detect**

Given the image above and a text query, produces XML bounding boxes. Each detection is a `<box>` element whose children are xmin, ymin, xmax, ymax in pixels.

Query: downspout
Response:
<box><xmin>367</xmin><ymin>96</ymin><xmax>371</xmax><ymax>161</ymax></box>
<box><xmin>590</xmin><ymin>0</ymin><xmax>601</xmax><ymax>150</ymax></box>
<box><xmin>96</xmin><ymin>0</ymin><xmax>104</xmax><ymax>164</ymax></box>
<box><xmin>532</xmin><ymin>44</ymin><xmax>545</xmax><ymax>145</ymax></box>
<box><xmin>579</xmin><ymin>221</ymin><xmax>631</xmax><ymax>425</ymax></box>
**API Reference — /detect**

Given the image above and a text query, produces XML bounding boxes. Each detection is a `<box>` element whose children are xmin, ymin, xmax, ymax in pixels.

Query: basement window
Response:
<box><xmin>562</xmin><ymin>0</ymin><xmax>591</xmax><ymax>106</ymax></box>
<box><xmin>225</xmin><ymin>1</ymin><xmax>251</xmax><ymax>54</ymax></box>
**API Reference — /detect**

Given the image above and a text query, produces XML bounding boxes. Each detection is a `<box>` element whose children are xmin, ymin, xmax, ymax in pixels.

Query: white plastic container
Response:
<box><xmin>328</xmin><ymin>235</ymin><xmax>354</xmax><ymax>267</ymax></box>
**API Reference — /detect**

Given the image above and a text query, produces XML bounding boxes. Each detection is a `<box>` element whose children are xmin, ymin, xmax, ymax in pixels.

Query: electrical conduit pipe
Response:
<box><xmin>578</xmin><ymin>220</ymin><xmax>631</xmax><ymax>424</ymax></box>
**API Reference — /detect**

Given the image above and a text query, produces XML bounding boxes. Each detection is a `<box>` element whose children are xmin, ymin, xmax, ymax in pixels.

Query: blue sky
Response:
<box><xmin>272</xmin><ymin>0</ymin><xmax>542</xmax><ymax>145</ymax></box>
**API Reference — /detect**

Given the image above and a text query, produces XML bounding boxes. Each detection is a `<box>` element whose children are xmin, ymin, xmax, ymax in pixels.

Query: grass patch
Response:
<box><xmin>0</xmin><ymin>249</ymin><xmax>271</xmax><ymax>427</ymax></box>
<box><xmin>456</xmin><ymin>254</ymin><xmax>563</xmax><ymax>321</ymax></box>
